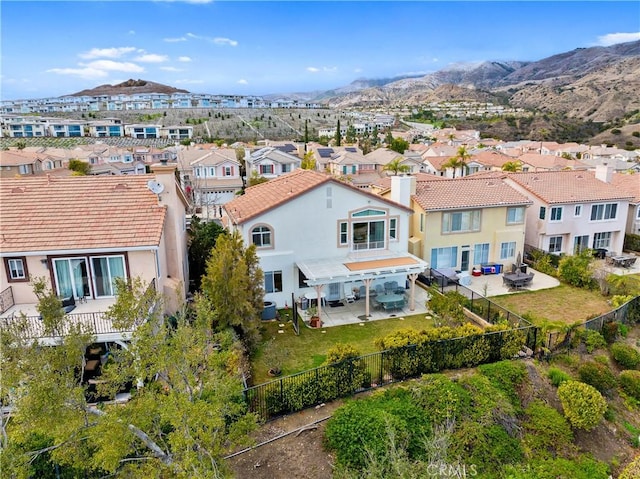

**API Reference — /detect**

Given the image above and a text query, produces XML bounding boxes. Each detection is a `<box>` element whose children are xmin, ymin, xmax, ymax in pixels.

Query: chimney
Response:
<box><xmin>390</xmin><ymin>175</ymin><xmax>416</xmax><ymax>207</ymax></box>
<box><xmin>595</xmin><ymin>164</ymin><xmax>614</xmax><ymax>183</ymax></box>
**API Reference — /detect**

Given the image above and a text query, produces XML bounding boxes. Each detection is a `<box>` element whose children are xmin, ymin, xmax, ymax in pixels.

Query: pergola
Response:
<box><xmin>296</xmin><ymin>252</ymin><xmax>429</xmax><ymax>319</ymax></box>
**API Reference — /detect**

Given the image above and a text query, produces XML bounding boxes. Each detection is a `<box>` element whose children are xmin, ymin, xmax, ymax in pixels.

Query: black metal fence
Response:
<box><xmin>546</xmin><ymin>295</ymin><xmax>640</xmax><ymax>350</ymax></box>
<box><xmin>244</xmin><ymin>324</ymin><xmax>538</xmax><ymax>421</ymax></box>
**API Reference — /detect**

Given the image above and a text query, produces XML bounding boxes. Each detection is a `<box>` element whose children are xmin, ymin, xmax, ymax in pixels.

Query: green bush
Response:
<box><xmin>503</xmin><ymin>454</ymin><xmax>609</xmax><ymax>479</ymax></box>
<box><xmin>478</xmin><ymin>360</ymin><xmax>528</xmax><ymax>407</ymax></box>
<box><xmin>558</xmin><ymin>251</ymin><xmax>595</xmax><ymax>289</ymax></box>
<box><xmin>521</xmin><ymin>400</ymin><xmax>573</xmax><ymax>458</ymax></box>
<box><xmin>611</xmin><ymin>343</ymin><xmax>640</xmax><ymax>369</ymax></box>
<box><xmin>601</xmin><ymin>322</ymin><xmax>619</xmax><ymax>343</ymax></box>
<box><xmin>618</xmin><ymin>370</ymin><xmax>640</xmax><ymax>400</ymax></box>
<box><xmin>619</xmin><ymin>456</ymin><xmax>640</xmax><ymax>479</ymax></box>
<box><xmin>409</xmin><ymin>374</ymin><xmax>471</xmax><ymax>423</ymax></box>
<box><xmin>324</xmin><ymin>388</ymin><xmax>430</xmax><ymax>469</ymax></box>
<box><xmin>547</xmin><ymin>367</ymin><xmax>571</xmax><ymax>387</ymax></box>
<box><xmin>581</xmin><ymin>329</ymin><xmax>607</xmax><ymax>353</ymax></box>
<box><xmin>577</xmin><ymin>361</ymin><xmax>617</xmax><ymax>395</ymax></box>
<box><xmin>557</xmin><ymin>380</ymin><xmax>607</xmax><ymax>430</ymax></box>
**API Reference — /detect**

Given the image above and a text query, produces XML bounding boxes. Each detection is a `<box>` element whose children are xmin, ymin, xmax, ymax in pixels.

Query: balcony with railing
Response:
<box><xmin>0</xmin><ymin>279</ymin><xmax>157</xmax><ymax>345</ymax></box>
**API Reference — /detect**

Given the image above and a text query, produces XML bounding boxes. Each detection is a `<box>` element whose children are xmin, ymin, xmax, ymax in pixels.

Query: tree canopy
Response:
<box><xmin>382</xmin><ymin>157</ymin><xmax>410</xmax><ymax>176</ymax></box>
<box><xmin>443</xmin><ymin>146</ymin><xmax>471</xmax><ymax>178</ymax></box>
<box><xmin>0</xmin><ymin>278</ymin><xmax>257</xmax><ymax>478</ymax></box>
<box><xmin>188</xmin><ymin>216</ymin><xmax>226</xmax><ymax>292</ymax></box>
<box><xmin>68</xmin><ymin>159</ymin><xmax>91</xmax><ymax>176</ymax></box>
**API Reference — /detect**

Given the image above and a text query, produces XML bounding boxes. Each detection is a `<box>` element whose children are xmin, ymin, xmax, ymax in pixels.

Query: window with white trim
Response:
<box><xmin>473</xmin><ymin>243</ymin><xmax>490</xmax><ymax>265</ymax></box>
<box><xmin>549</xmin><ymin>236</ymin><xmax>563</xmax><ymax>253</ymax></box>
<box><xmin>574</xmin><ymin>205</ymin><xmax>582</xmax><ymax>217</ymax></box>
<box><xmin>506</xmin><ymin>207</ymin><xmax>524</xmax><ymax>224</ymax></box>
<box><xmin>593</xmin><ymin>232</ymin><xmax>612</xmax><ymax>249</ymax></box>
<box><xmin>251</xmin><ymin>225</ymin><xmax>272</xmax><ymax>247</ymax></box>
<box><xmin>389</xmin><ymin>218</ymin><xmax>397</xmax><ymax>240</ymax></box>
<box><xmin>222</xmin><ymin>166</ymin><xmax>233</xmax><ymax>176</ymax></box>
<box><xmin>339</xmin><ymin>221</ymin><xmax>348</xmax><ymax>245</ymax></box>
<box><xmin>90</xmin><ymin>255</ymin><xmax>126</xmax><ymax>297</ymax></box>
<box><xmin>259</xmin><ymin>164</ymin><xmax>274</xmax><ymax>175</ymax></box>
<box><xmin>550</xmin><ymin>206</ymin><xmax>563</xmax><ymax>222</ymax></box>
<box><xmin>590</xmin><ymin>203</ymin><xmax>617</xmax><ymax>221</ymax></box>
<box><xmin>500</xmin><ymin>242</ymin><xmax>516</xmax><ymax>260</ymax></box>
<box><xmin>442</xmin><ymin>210</ymin><xmax>481</xmax><ymax>233</ymax></box>
<box><xmin>264</xmin><ymin>271</ymin><xmax>282</xmax><ymax>293</ymax></box>
<box><xmin>6</xmin><ymin>257</ymin><xmax>27</xmax><ymax>281</ymax></box>
<box><xmin>430</xmin><ymin>246</ymin><xmax>458</xmax><ymax>269</ymax></box>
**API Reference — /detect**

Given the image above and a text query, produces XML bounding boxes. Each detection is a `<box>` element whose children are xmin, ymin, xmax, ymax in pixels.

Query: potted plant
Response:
<box><xmin>307</xmin><ymin>305</ymin><xmax>322</xmax><ymax>328</ymax></box>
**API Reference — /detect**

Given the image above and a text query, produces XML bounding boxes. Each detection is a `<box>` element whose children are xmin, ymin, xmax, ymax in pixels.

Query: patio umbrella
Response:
<box><xmin>516</xmin><ymin>252</ymin><xmax>522</xmax><ymax>266</ymax></box>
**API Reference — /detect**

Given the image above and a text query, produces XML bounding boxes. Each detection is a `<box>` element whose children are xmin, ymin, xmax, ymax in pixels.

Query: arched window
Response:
<box><xmin>251</xmin><ymin>225</ymin><xmax>272</xmax><ymax>247</ymax></box>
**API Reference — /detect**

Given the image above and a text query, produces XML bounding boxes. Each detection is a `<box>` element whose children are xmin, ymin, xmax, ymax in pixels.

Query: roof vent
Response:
<box><xmin>114</xmin><ymin>183</ymin><xmax>129</xmax><ymax>191</ymax></box>
<box><xmin>11</xmin><ymin>187</ymin><xmax>25</xmax><ymax>194</ymax></box>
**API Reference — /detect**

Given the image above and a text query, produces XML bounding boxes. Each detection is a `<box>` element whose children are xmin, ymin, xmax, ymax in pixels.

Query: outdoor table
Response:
<box><xmin>608</xmin><ymin>255</ymin><xmax>637</xmax><ymax>268</ymax></box>
<box><xmin>502</xmin><ymin>272</ymin><xmax>534</xmax><ymax>290</ymax></box>
<box><xmin>374</xmin><ymin>293</ymin><xmax>406</xmax><ymax>311</ymax></box>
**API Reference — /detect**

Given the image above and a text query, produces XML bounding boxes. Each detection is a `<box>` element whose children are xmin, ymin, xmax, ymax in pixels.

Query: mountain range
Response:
<box><xmin>71</xmin><ymin>41</ymin><xmax>640</xmax><ymax>123</ymax></box>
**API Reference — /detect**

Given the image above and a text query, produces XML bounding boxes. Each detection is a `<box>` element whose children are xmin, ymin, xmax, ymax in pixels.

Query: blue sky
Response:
<box><xmin>2</xmin><ymin>1</ymin><xmax>639</xmax><ymax>100</ymax></box>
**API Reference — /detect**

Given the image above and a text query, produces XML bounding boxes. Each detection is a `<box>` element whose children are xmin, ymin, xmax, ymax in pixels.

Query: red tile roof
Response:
<box><xmin>610</xmin><ymin>173</ymin><xmax>640</xmax><ymax>203</ymax></box>
<box><xmin>0</xmin><ymin>175</ymin><xmax>166</xmax><ymax>253</ymax></box>
<box><xmin>224</xmin><ymin>169</ymin><xmax>412</xmax><ymax>225</ymax></box>
<box><xmin>413</xmin><ymin>177</ymin><xmax>532</xmax><ymax>211</ymax></box>
<box><xmin>508</xmin><ymin>170</ymin><xmax>634</xmax><ymax>204</ymax></box>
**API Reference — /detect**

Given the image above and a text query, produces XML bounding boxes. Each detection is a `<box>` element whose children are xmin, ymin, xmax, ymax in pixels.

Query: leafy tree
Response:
<box><xmin>502</xmin><ymin>160</ymin><xmax>523</xmax><ymax>172</ymax></box>
<box><xmin>179</xmin><ymin>138</ymin><xmax>191</xmax><ymax>146</ymax></box>
<box><xmin>247</xmin><ymin>170</ymin><xmax>269</xmax><ymax>187</ymax></box>
<box><xmin>68</xmin><ymin>158</ymin><xmax>91</xmax><ymax>176</ymax></box>
<box><xmin>187</xmin><ymin>216</ymin><xmax>225</xmax><ymax>292</ymax></box>
<box><xmin>0</xmin><ymin>279</ymin><xmax>256</xmax><ymax>478</ymax></box>
<box><xmin>345</xmin><ymin>125</ymin><xmax>357</xmax><ymax>143</ymax></box>
<box><xmin>382</xmin><ymin>157</ymin><xmax>410</xmax><ymax>176</ymax></box>
<box><xmin>557</xmin><ymin>380</ymin><xmax>607</xmax><ymax>430</ymax></box>
<box><xmin>200</xmin><ymin>230</ymin><xmax>264</xmax><ymax>351</ymax></box>
<box><xmin>384</xmin><ymin>129</ymin><xmax>394</xmax><ymax>145</ymax></box>
<box><xmin>335</xmin><ymin>119</ymin><xmax>341</xmax><ymax>146</ymax></box>
<box><xmin>304</xmin><ymin>119</ymin><xmax>309</xmax><ymax>144</ymax></box>
<box><xmin>558</xmin><ymin>249</ymin><xmax>595</xmax><ymax>288</ymax></box>
<box><xmin>301</xmin><ymin>150</ymin><xmax>316</xmax><ymax>170</ymax></box>
<box><xmin>15</xmin><ymin>140</ymin><xmax>27</xmax><ymax>150</ymax></box>
<box><xmin>442</xmin><ymin>146</ymin><xmax>471</xmax><ymax>178</ymax></box>
<box><xmin>388</xmin><ymin>137</ymin><xmax>409</xmax><ymax>154</ymax></box>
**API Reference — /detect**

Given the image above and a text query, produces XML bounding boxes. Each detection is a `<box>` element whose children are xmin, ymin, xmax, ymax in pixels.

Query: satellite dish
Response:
<box><xmin>147</xmin><ymin>180</ymin><xmax>165</xmax><ymax>195</ymax></box>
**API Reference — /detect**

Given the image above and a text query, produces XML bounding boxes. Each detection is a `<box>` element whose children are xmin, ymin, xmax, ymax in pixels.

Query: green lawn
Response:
<box><xmin>489</xmin><ymin>283</ymin><xmax>612</xmax><ymax>329</ymax></box>
<box><xmin>251</xmin><ymin>313</ymin><xmax>436</xmax><ymax>385</ymax></box>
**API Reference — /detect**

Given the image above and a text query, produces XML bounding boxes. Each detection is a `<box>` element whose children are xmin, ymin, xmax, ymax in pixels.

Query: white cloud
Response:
<box><xmin>128</xmin><ymin>30</ymin><xmax>136</xmax><ymax>35</ymax></box>
<box><xmin>160</xmin><ymin>66</ymin><xmax>183</xmax><ymax>72</ymax></box>
<box><xmin>178</xmin><ymin>56</ymin><xmax>192</xmax><ymax>62</ymax></box>
<box><xmin>164</xmin><ymin>36</ymin><xmax>187</xmax><ymax>43</ymax></box>
<box><xmin>213</xmin><ymin>37</ymin><xmax>238</xmax><ymax>47</ymax></box>
<box><xmin>353</xmin><ymin>68</ymin><xmax>362</xmax><ymax>73</ymax></box>
<box><xmin>307</xmin><ymin>66</ymin><xmax>336</xmax><ymax>73</ymax></box>
<box><xmin>135</xmin><ymin>54</ymin><xmax>169</xmax><ymax>63</ymax></box>
<box><xmin>47</xmin><ymin>67</ymin><xmax>109</xmax><ymax>79</ymax></box>
<box><xmin>79</xmin><ymin>47</ymin><xmax>136</xmax><ymax>60</ymax></box>
<box><xmin>595</xmin><ymin>32</ymin><xmax>640</xmax><ymax>46</ymax></box>
<box><xmin>81</xmin><ymin>60</ymin><xmax>145</xmax><ymax>73</ymax></box>
<box><xmin>237</xmin><ymin>79</ymin><xmax>248</xmax><ymax>85</ymax></box>
<box><xmin>186</xmin><ymin>32</ymin><xmax>238</xmax><ymax>46</ymax></box>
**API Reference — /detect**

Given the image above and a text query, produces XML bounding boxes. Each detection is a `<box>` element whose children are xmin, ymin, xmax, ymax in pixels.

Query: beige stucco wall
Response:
<box><xmin>413</xmin><ymin>202</ymin><xmax>527</xmax><ymax>272</ymax></box>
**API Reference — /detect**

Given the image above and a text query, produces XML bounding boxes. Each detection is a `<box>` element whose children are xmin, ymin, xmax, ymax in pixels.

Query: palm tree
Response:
<box><xmin>501</xmin><ymin>160</ymin><xmax>522</xmax><ymax>172</ymax></box>
<box><xmin>383</xmin><ymin>157</ymin><xmax>410</xmax><ymax>176</ymax></box>
<box><xmin>443</xmin><ymin>146</ymin><xmax>471</xmax><ymax>178</ymax></box>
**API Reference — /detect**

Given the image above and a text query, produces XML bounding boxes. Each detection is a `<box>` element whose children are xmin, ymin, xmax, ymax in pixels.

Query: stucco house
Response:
<box><xmin>381</xmin><ymin>176</ymin><xmax>532</xmax><ymax>273</ymax></box>
<box><xmin>245</xmin><ymin>146</ymin><xmax>301</xmax><ymax>179</ymax></box>
<box><xmin>0</xmin><ymin>163</ymin><xmax>189</xmax><ymax>343</ymax></box>
<box><xmin>610</xmin><ymin>172</ymin><xmax>640</xmax><ymax>236</ymax></box>
<box><xmin>504</xmin><ymin>167</ymin><xmax>633</xmax><ymax>256</ymax></box>
<box><xmin>223</xmin><ymin>169</ymin><xmax>428</xmax><ymax>319</ymax></box>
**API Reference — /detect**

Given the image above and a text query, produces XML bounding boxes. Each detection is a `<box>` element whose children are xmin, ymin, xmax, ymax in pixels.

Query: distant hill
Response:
<box><xmin>71</xmin><ymin>79</ymin><xmax>189</xmax><ymax>97</ymax></box>
<box><xmin>320</xmin><ymin>41</ymin><xmax>640</xmax><ymax>122</ymax></box>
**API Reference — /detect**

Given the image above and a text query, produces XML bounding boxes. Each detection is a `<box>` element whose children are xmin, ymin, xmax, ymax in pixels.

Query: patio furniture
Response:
<box><xmin>375</xmin><ymin>284</ymin><xmax>384</xmax><ymax>295</ymax></box>
<box><xmin>502</xmin><ymin>272</ymin><xmax>535</xmax><ymax>290</ymax></box>
<box><xmin>431</xmin><ymin>268</ymin><xmax>459</xmax><ymax>287</ymax></box>
<box><xmin>343</xmin><ymin>284</ymin><xmax>356</xmax><ymax>303</ymax></box>
<box><xmin>304</xmin><ymin>291</ymin><xmax>326</xmax><ymax>307</ymax></box>
<box><xmin>384</xmin><ymin>281</ymin><xmax>398</xmax><ymax>294</ymax></box>
<box><xmin>607</xmin><ymin>255</ymin><xmax>637</xmax><ymax>268</ymax></box>
<box><xmin>359</xmin><ymin>285</ymin><xmax>367</xmax><ymax>298</ymax></box>
<box><xmin>375</xmin><ymin>293</ymin><xmax>406</xmax><ymax>311</ymax></box>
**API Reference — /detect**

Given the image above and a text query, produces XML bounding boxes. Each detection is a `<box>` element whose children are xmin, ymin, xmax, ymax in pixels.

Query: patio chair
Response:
<box><xmin>359</xmin><ymin>285</ymin><xmax>366</xmax><ymax>298</ymax></box>
<box><xmin>344</xmin><ymin>284</ymin><xmax>356</xmax><ymax>303</ymax></box>
<box><xmin>375</xmin><ymin>284</ymin><xmax>384</xmax><ymax>296</ymax></box>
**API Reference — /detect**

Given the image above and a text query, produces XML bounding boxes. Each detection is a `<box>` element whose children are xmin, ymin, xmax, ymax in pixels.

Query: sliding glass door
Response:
<box><xmin>53</xmin><ymin>258</ymin><xmax>91</xmax><ymax>299</ymax></box>
<box><xmin>91</xmin><ymin>256</ymin><xmax>126</xmax><ymax>297</ymax></box>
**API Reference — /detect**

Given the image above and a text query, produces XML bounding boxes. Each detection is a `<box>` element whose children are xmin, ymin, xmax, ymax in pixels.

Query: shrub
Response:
<box><xmin>521</xmin><ymin>400</ymin><xmax>573</xmax><ymax>458</ymax></box>
<box><xmin>324</xmin><ymin>343</ymin><xmax>360</xmax><ymax>365</ymax></box>
<box><xmin>503</xmin><ymin>454</ymin><xmax>609</xmax><ymax>479</ymax></box>
<box><xmin>558</xmin><ymin>251</ymin><xmax>595</xmax><ymax>289</ymax></box>
<box><xmin>577</xmin><ymin>361</ymin><xmax>617</xmax><ymax>395</ymax></box>
<box><xmin>619</xmin><ymin>456</ymin><xmax>640</xmax><ymax>479</ymax></box>
<box><xmin>581</xmin><ymin>330</ymin><xmax>607</xmax><ymax>353</ymax></box>
<box><xmin>548</xmin><ymin>367</ymin><xmax>571</xmax><ymax>387</ymax></box>
<box><xmin>601</xmin><ymin>322</ymin><xmax>619</xmax><ymax>343</ymax></box>
<box><xmin>618</xmin><ymin>370</ymin><xmax>640</xmax><ymax>400</ymax></box>
<box><xmin>409</xmin><ymin>374</ymin><xmax>471</xmax><ymax>423</ymax></box>
<box><xmin>611</xmin><ymin>343</ymin><xmax>640</xmax><ymax>369</ymax></box>
<box><xmin>478</xmin><ymin>360</ymin><xmax>528</xmax><ymax>406</ymax></box>
<box><xmin>557</xmin><ymin>380</ymin><xmax>607</xmax><ymax>430</ymax></box>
